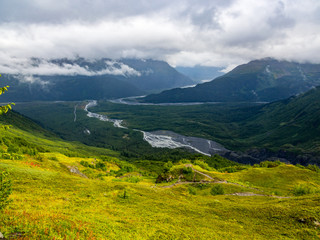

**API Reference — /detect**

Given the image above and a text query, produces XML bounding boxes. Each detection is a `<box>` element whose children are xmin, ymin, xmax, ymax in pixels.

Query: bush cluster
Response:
<box><xmin>292</xmin><ymin>184</ymin><xmax>313</xmax><ymax>196</ymax></box>
<box><xmin>210</xmin><ymin>184</ymin><xmax>224</xmax><ymax>195</ymax></box>
<box><xmin>258</xmin><ymin>160</ymin><xmax>282</xmax><ymax>168</ymax></box>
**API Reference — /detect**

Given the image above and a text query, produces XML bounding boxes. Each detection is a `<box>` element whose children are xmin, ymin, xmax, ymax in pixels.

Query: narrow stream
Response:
<box><xmin>84</xmin><ymin>100</ymin><xmax>229</xmax><ymax>156</ymax></box>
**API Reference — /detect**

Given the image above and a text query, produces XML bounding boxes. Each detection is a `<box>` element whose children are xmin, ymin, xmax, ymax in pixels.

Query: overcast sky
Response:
<box><xmin>1</xmin><ymin>0</ymin><xmax>320</xmax><ymax>72</ymax></box>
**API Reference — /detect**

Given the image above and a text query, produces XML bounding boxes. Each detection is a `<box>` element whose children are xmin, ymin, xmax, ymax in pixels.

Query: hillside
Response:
<box><xmin>232</xmin><ymin>87</ymin><xmax>320</xmax><ymax>157</ymax></box>
<box><xmin>143</xmin><ymin>58</ymin><xmax>320</xmax><ymax>103</ymax></box>
<box><xmin>120</xmin><ymin>59</ymin><xmax>194</xmax><ymax>91</ymax></box>
<box><xmin>1</xmin><ymin>124</ymin><xmax>320</xmax><ymax>238</ymax></box>
<box><xmin>1</xmin><ymin>100</ymin><xmax>320</xmax><ymax>239</ymax></box>
<box><xmin>0</xmin><ymin>58</ymin><xmax>193</xmax><ymax>102</ymax></box>
<box><xmin>83</xmin><ymin>86</ymin><xmax>320</xmax><ymax>165</ymax></box>
<box><xmin>0</xmin><ymin>74</ymin><xmax>143</xmax><ymax>102</ymax></box>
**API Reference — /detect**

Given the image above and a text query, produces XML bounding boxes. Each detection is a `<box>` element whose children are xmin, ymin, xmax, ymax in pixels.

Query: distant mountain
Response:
<box><xmin>175</xmin><ymin>65</ymin><xmax>224</xmax><ymax>82</ymax></box>
<box><xmin>49</xmin><ymin>58</ymin><xmax>194</xmax><ymax>92</ymax></box>
<box><xmin>0</xmin><ymin>58</ymin><xmax>193</xmax><ymax>102</ymax></box>
<box><xmin>220</xmin><ymin>85</ymin><xmax>320</xmax><ymax>164</ymax></box>
<box><xmin>120</xmin><ymin>59</ymin><xmax>194</xmax><ymax>92</ymax></box>
<box><xmin>143</xmin><ymin>58</ymin><xmax>320</xmax><ymax>103</ymax></box>
<box><xmin>0</xmin><ymin>74</ymin><xmax>143</xmax><ymax>101</ymax></box>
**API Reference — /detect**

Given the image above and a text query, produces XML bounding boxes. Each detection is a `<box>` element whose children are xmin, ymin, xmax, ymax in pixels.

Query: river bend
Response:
<box><xmin>84</xmin><ymin>100</ymin><xmax>229</xmax><ymax>156</ymax></box>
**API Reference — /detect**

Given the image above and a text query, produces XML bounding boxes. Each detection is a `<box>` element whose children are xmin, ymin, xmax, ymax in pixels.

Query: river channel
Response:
<box><xmin>84</xmin><ymin>100</ymin><xmax>229</xmax><ymax>156</ymax></box>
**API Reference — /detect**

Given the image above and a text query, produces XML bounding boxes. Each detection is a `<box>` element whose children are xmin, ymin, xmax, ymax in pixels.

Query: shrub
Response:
<box><xmin>182</xmin><ymin>167</ymin><xmax>194</xmax><ymax>181</ymax></box>
<box><xmin>182</xmin><ymin>167</ymin><xmax>193</xmax><ymax>174</ymax></box>
<box><xmin>126</xmin><ymin>176</ymin><xmax>142</xmax><ymax>183</ymax></box>
<box><xmin>95</xmin><ymin>161</ymin><xmax>107</xmax><ymax>171</ymax></box>
<box><xmin>80</xmin><ymin>160</ymin><xmax>90</xmax><ymax>168</ymax></box>
<box><xmin>220</xmin><ymin>165</ymin><xmax>248</xmax><ymax>173</ymax></box>
<box><xmin>188</xmin><ymin>186</ymin><xmax>197</xmax><ymax>195</ymax></box>
<box><xmin>210</xmin><ymin>184</ymin><xmax>224</xmax><ymax>196</ymax></box>
<box><xmin>180</xmin><ymin>159</ymin><xmax>191</xmax><ymax>164</ymax></box>
<box><xmin>0</xmin><ymin>170</ymin><xmax>12</xmax><ymax>210</ymax></box>
<box><xmin>118</xmin><ymin>189</ymin><xmax>129</xmax><ymax>199</ymax></box>
<box><xmin>296</xmin><ymin>164</ymin><xmax>305</xmax><ymax>169</ymax></box>
<box><xmin>259</xmin><ymin>160</ymin><xmax>281</xmax><ymax>168</ymax></box>
<box><xmin>193</xmin><ymin>160</ymin><xmax>212</xmax><ymax>171</ymax></box>
<box><xmin>155</xmin><ymin>172</ymin><xmax>174</xmax><ymax>183</ymax></box>
<box><xmin>163</xmin><ymin>161</ymin><xmax>173</xmax><ymax>172</ymax></box>
<box><xmin>49</xmin><ymin>156</ymin><xmax>58</xmax><ymax>161</ymax></box>
<box><xmin>306</xmin><ymin>164</ymin><xmax>319</xmax><ymax>173</ymax></box>
<box><xmin>292</xmin><ymin>184</ymin><xmax>313</xmax><ymax>196</ymax></box>
<box><xmin>192</xmin><ymin>183</ymin><xmax>210</xmax><ymax>190</ymax></box>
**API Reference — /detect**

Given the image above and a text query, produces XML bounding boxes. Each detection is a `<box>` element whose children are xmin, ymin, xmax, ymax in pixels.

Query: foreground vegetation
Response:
<box><xmin>1</xmin><ymin>85</ymin><xmax>319</xmax><ymax>238</ymax></box>
<box><xmin>1</xmin><ymin>151</ymin><xmax>320</xmax><ymax>239</ymax></box>
<box><xmin>0</xmin><ymin>113</ymin><xmax>320</xmax><ymax>239</ymax></box>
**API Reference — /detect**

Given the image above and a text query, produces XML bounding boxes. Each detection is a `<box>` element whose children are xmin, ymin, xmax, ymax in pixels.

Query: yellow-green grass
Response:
<box><xmin>1</xmin><ymin>156</ymin><xmax>320</xmax><ymax>239</ymax></box>
<box><xmin>223</xmin><ymin>165</ymin><xmax>320</xmax><ymax>196</ymax></box>
<box><xmin>1</xmin><ymin>125</ymin><xmax>120</xmax><ymax>159</ymax></box>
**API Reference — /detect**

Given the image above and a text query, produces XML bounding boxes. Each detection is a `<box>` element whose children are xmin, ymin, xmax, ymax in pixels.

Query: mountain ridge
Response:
<box><xmin>0</xmin><ymin>57</ymin><xmax>193</xmax><ymax>102</ymax></box>
<box><xmin>142</xmin><ymin>58</ymin><xmax>320</xmax><ymax>103</ymax></box>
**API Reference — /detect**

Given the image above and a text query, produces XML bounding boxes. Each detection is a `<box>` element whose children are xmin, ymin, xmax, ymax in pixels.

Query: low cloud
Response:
<box><xmin>0</xmin><ymin>57</ymin><xmax>141</xmax><ymax>77</ymax></box>
<box><xmin>15</xmin><ymin>75</ymin><xmax>50</xmax><ymax>89</ymax></box>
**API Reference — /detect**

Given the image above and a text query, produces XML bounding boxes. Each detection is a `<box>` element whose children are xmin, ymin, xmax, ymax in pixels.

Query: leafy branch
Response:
<box><xmin>0</xmin><ymin>74</ymin><xmax>15</xmax><ymax>128</ymax></box>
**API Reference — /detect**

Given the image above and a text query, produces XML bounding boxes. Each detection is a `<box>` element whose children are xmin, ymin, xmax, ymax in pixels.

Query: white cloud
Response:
<box><xmin>16</xmin><ymin>74</ymin><xmax>50</xmax><ymax>86</ymax></box>
<box><xmin>0</xmin><ymin>57</ymin><xmax>141</xmax><ymax>77</ymax></box>
<box><xmin>0</xmin><ymin>0</ymin><xmax>319</xmax><ymax>70</ymax></box>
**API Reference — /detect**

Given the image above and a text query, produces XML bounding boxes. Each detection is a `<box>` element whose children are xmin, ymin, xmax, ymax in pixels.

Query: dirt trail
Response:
<box><xmin>227</xmin><ymin>192</ymin><xmax>290</xmax><ymax>198</ymax></box>
<box><xmin>157</xmin><ymin>164</ymin><xmax>290</xmax><ymax>198</ymax></box>
<box><xmin>185</xmin><ymin>164</ymin><xmax>215</xmax><ymax>180</ymax></box>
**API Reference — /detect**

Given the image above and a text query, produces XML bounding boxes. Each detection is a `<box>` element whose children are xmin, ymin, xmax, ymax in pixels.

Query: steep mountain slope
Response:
<box><xmin>0</xmin><ymin>110</ymin><xmax>119</xmax><ymax>157</ymax></box>
<box><xmin>0</xmin><ymin>74</ymin><xmax>143</xmax><ymax>101</ymax></box>
<box><xmin>240</xmin><ymin>86</ymin><xmax>320</xmax><ymax>154</ymax></box>
<box><xmin>120</xmin><ymin>59</ymin><xmax>194</xmax><ymax>91</ymax></box>
<box><xmin>143</xmin><ymin>58</ymin><xmax>320</xmax><ymax>103</ymax></box>
<box><xmin>0</xmin><ymin>58</ymin><xmax>193</xmax><ymax>101</ymax></box>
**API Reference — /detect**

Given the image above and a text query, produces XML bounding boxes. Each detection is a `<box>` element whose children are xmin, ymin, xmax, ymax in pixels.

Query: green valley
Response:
<box><xmin>88</xmin><ymin>87</ymin><xmax>320</xmax><ymax>164</ymax></box>
<box><xmin>0</xmin><ymin>89</ymin><xmax>319</xmax><ymax>238</ymax></box>
<box><xmin>1</xmin><ymin>111</ymin><xmax>320</xmax><ymax>239</ymax></box>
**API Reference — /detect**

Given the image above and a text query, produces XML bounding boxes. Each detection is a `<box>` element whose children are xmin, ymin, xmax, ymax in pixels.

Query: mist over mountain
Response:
<box><xmin>143</xmin><ymin>58</ymin><xmax>320</xmax><ymax>103</ymax></box>
<box><xmin>0</xmin><ymin>57</ymin><xmax>193</xmax><ymax>101</ymax></box>
<box><xmin>175</xmin><ymin>65</ymin><xmax>224</xmax><ymax>82</ymax></box>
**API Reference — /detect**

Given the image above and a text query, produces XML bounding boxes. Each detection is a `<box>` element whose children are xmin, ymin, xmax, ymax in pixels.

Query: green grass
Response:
<box><xmin>225</xmin><ymin>164</ymin><xmax>320</xmax><ymax>196</ymax></box>
<box><xmin>1</xmin><ymin>156</ymin><xmax>320</xmax><ymax>239</ymax></box>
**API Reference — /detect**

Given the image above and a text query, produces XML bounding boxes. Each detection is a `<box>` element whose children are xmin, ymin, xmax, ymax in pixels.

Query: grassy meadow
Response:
<box><xmin>1</xmin><ymin>121</ymin><xmax>320</xmax><ymax>239</ymax></box>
